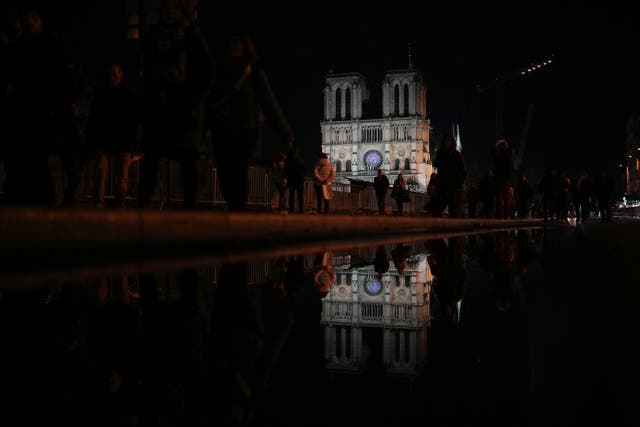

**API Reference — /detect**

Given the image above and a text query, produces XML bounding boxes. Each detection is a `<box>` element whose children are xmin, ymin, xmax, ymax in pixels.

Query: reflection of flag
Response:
<box><xmin>456</xmin><ymin>124</ymin><xmax>462</xmax><ymax>152</ymax></box>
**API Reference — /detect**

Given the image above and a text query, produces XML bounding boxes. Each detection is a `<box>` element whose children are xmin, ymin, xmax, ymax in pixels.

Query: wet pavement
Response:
<box><xmin>0</xmin><ymin>216</ymin><xmax>639</xmax><ymax>426</ymax></box>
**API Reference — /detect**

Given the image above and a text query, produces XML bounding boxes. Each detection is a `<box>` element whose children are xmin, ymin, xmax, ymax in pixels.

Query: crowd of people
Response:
<box><xmin>0</xmin><ymin>4</ymin><xmax>618</xmax><ymax>222</ymax></box>
<box><xmin>0</xmin><ymin>3</ymin><xmax>294</xmax><ymax>212</ymax></box>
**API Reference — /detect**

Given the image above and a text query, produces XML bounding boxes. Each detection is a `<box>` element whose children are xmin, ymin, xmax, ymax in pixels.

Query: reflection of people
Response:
<box><xmin>373</xmin><ymin>245</ymin><xmax>390</xmax><ymax>279</ymax></box>
<box><xmin>313</xmin><ymin>251</ymin><xmax>335</xmax><ymax>297</ymax></box>
<box><xmin>427</xmin><ymin>237</ymin><xmax>467</xmax><ymax>320</ymax></box>
<box><xmin>391</xmin><ymin>243</ymin><xmax>411</xmax><ymax>275</ymax></box>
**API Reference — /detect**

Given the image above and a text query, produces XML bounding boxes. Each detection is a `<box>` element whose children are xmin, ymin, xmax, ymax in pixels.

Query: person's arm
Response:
<box><xmin>254</xmin><ymin>68</ymin><xmax>294</xmax><ymax>148</ymax></box>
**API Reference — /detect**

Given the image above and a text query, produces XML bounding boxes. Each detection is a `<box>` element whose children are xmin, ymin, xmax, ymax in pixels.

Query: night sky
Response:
<box><xmin>7</xmin><ymin>1</ymin><xmax>640</xmax><ymax>185</ymax></box>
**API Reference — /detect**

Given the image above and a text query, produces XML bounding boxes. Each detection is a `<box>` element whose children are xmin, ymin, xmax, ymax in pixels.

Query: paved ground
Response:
<box><xmin>0</xmin><ymin>207</ymin><xmax>544</xmax><ymax>287</ymax></box>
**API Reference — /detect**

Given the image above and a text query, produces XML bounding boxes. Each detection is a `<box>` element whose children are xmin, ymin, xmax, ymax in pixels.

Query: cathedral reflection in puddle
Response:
<box><xmin>6</xmin><ymin>228</ymin><xmax>633</xmax><ymax>426</ymax></box>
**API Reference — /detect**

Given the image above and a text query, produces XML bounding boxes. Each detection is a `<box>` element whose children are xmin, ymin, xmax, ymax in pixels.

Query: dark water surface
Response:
<box><xmin>1</xmin><ymin>225</ymin><xmax>638</xmax><ymax>426</ymax></box>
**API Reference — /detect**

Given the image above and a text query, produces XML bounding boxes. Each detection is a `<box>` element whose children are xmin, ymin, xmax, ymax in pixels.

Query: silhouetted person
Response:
<box><xmin>539</xmin><ymin>168</ymin><xmax>558</xmax><ymax>221</ymax></box>
<box><xmin>466</xmin><ymin>183</ymin><xmax>479</xmax><ymax>218</ymax></box>
<box><xmin>515</xmin><ymin>174</ymin><xmax>533</xmax><ymax>218</ymax></box>
<box><xmin>208</xmin><ymin>33</ymin><xmax>293</xmax><ymax>211</ymax></box>
<box><xmin>433</xmin><ymin>134</ymin><xmax>467</xmax><ymax>217</ymax></box>
<box><xmin>86</xmin><ymin>64</ymin><xmax>138</xmax><ymax>208</ymax></box>
<box><xmin>425</xmin><ymin>172</ymin><xmax>442</xmax><ymax>215</ymax></box>
<box><xmin>478</xmin><ymin>169</ymin><xmax>495</xmax><ymax>218</ymax></box>
<box><xmin>392</xmin><ymin>173</ymin><xmax>410</xmax><ymax>215</ymax></box>
<box><xmin>139</xmin><ymin>1</ymin><xmax>214</xmax><ymax>209</ymax></box>
<box><xmin>284</xmin><ymin>147</ymin><xmax>305</xmax><ymax>213</ymax></box>
<box><xmin>556</xmin><ymin>171</ymin><xmax>571</xmax><ymax>221</ymax></box>
<box><xmin>272</xmin><ymin>152</ymin><xmax>288</xmax><ymax>214</ymax></box>
<box><xmin>4</xmin><ymin>9</ymin><xmax>68</xmax><ymax>205</ymax></box>
<box><xmin>313</xmin><ymin>153</ymin><xmax>334</xmax><ymax>214</ymax></box>
<box><xmin>373</xmin><ymin>168</ymin><xmax>390</xmax><ymax>215</ymax></box>
<box><xmin>492</xmin><ymin>138</ymin><xmax>514</xmax><ymax>218</ymax></box>
<box><xmin>60</xmin><ymin>102</ymin><xmax>86</xmax><ymax>207</ymax></box>
<box><xmin>0</xmin><ymin>13</ymin><xmax>20</xmax><ymax>194</ymax></box>
<box><xmin>595</xmin><ymin>169</ymin><xmax>613</xmax><ymax>223</ymax></box>
<box><xmin>574</xmin><ymin>169</ymin><xmax>592</xmax><ymax>223</ymax></box>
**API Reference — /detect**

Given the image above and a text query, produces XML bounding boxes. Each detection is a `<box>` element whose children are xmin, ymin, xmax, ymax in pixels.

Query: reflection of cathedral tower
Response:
<box><xmin>320</xmin><ymin>64</ymin><xmax>432</xmax><ymax>190</ymax></box>
<box><xmin>321</xmin><ymin>252</ymin><xmax>432</xmax><ymax>375</ymax></box>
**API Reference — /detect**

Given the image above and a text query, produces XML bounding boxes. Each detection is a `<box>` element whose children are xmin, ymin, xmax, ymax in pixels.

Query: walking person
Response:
<box><xmin>86</xmin><ymin>63</ymin><xmax>138</xmax><ymax>208</ymax></box>
<box><xmin>391</xmin><ymin>173</ymin><xmax>410</xmax><ymax>215</ymax></box>
<box><xmin>313</xmin><ymin>153</ymin><xmax>335</xmax><ymax>214</ymax></box>
<box><xmin>207</xmin><ymin>33</ymin><xmax>293</xmax><ymax>211</ymax></box>
<box><xmin>284</xmin><ymin>147</ymin><xmax>305</xmax><ymax>213</ymax></box>
<box><xmin>492</xmin><ymin>138</ymin><xmax>514</xmax><ymax>219</ymax></box>
<box><xmin>539</xmin><ymin>168</ymin><xmax>558</xmax><ymax>222</ymax></box>
<box><xmin>515</xmin><ymin>174</ymin><xmax>533</xmax><ymax>218</ymax></box>
<box><xmin>574</xmin><ymin>169</ymin><xmax>592</xmax><ymax>223</ymax></box>
<box><xmin>373</xmin><ymin>168</ymin><xmax>390</xmax><ymax>215</ymax></box>
<box><xmin>272</xmin><ymin>153</ymin><xmax>288</xmax><ymax>214</ymax></box>
<box><xmin>138</xmin><ymin>0</ymin><xmax>214</xmax><ymax>209</ymax></box>
<box><xmin>594</xmin><ymin>169</ymin><xmax>613</xmax><ymax>223</ymax></box>
<box><xmin>433</xmin><ymin>134</ymin><xmax>467</xmax><ymax>217</ymax></box>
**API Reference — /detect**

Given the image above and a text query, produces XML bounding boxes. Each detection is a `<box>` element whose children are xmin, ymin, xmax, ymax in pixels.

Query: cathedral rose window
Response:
<box><xmin>364</xmin><ymin>150</ymin><xmax>383</xmax><ymax>169</ymax></box>
<box><xmin>364</xmin><ymin>278</ymin><xmax>383</xmax><ymax>296</ymax></box>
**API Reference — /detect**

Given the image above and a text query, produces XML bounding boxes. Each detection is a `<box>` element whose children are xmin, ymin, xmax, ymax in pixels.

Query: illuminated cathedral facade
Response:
<box><xmin>321</xmin><ymin>252</ymin><xmax>432</xmax><ymax>376</ymax></box>
<box><xmin>320</xmin><ymin>66</ymin><xmax>433</xmax><ymax>190</ymax></box>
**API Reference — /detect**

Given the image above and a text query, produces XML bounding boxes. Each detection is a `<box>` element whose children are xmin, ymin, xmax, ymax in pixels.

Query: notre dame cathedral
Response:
<box><xmin>320</xmin><ymin>64</ymin><xmax>433</xmax><ymax>191</ymax></box>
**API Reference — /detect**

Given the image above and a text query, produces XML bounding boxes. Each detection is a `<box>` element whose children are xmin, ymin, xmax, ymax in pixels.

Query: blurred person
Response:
<box><xmin>492</xmin><ymin>138</ymin><xmax>514</xmax><ymax>219</ymax></box>
<box><xmin>208</xmin><ymin>33</ymin><xmax>293</xmax><ymax>211</ymax></box>
<box><xmin>139</xmin><ymin>0</ymin><xmax>214</xmax><ymax>209</ymax></box>
<box><xmin>272</xmin><ymin>152</ymin><xmax>288</xmax><ymax>214</ymax></box>
<box><xmin>284</xmin><ymin>146</ymin><xmax>305</xmax><ymax>213</ymax></box>
<box><xmin>515</xmin><ymin>174</ymin><xmax>533</xmax><ymax>218</ymax></box>
<box><xmin>86</xmin><ymin>64</ymin><xmax>138</xmax><ymax>208</ymax></box>
<box><xmin>433</xmin><ymin>134</ymin><xmax>467</xmax><ymax>217</ymax></box>
<box><xmin>4</xmin><ymin>9</ymin><xmax>68</xmax><ymax>205</ymax></box>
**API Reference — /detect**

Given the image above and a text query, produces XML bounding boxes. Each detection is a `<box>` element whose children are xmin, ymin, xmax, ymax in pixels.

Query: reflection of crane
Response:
<box><xmin>514</xmin><ymin>103</ymin><xmax>533</xmax><ymax>172</ymax></box>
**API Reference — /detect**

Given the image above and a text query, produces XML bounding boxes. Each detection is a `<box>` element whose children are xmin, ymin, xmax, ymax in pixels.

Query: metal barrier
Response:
<box><xmin>1</xmin><ymin>158</ymin><xmax>430</xmax><ymax>214</ymax></box>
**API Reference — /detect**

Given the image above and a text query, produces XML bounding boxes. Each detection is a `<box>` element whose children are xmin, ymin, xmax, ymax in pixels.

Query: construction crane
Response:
<box><xmin>476</xmin><ymin>54</ymin><xmax>554</xmax><ymax>139</ymax></box>
<box><xmin>514</xmin><ymin>103</ymin><xmax>534</xmax><ymax>172</ymax></box>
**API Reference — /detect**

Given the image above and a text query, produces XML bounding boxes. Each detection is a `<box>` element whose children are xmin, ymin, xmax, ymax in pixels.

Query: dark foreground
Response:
<box><xmin>0</xmin><ymin>221</ymin><xmax>638</xmax><ymax>426</ymax></box>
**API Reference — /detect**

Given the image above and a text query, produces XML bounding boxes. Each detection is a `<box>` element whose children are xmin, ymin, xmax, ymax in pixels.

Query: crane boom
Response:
<box><xmin>514</xmin><ymin>103</ymin><xmax>534</xmax><ymax>171</ymax></box>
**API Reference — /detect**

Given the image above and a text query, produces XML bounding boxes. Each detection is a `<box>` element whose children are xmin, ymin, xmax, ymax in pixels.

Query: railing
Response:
<box><xmin>361</xmin><ymin>302</ymin><xmax>384</xmax><ymax>321</ymax></box>
<box><xmin>329</xmin><ymin>301</ymin><xmax>353</xmax><ymax>321</ymax></box>
<box><xmin>392</xmin><ymin>304</ymin><xmax>415</xmax><ymax>322</ymax></box>
<box><xmin>1</xmin><ymin>157</ymin><xmax>430</xmax><ymax>214</ymax></box>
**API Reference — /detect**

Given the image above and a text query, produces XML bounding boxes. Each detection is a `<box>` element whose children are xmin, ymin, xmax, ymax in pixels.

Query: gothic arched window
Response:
<box><xmin>404</xmin><ymin>83</ymin><xmax>410</xmax><ymax>116</ymax></box>
<box><xmin>345</xmin><ymin>87</ymin><xmax>351</xmax><ymax>120</ymax></box>
<box><xmin>394</xmin><ymin>84</ymin><xmax>400</xmax><ymax>116</ymax></box>
<box><xmin>395</xmin><ymin>159</ymin><xmax>400</xmax><ymax>170</ymax></box>
<box><xmin>346</xmin><ymin>160</ymin><xmax>352</xmax><ymax>172</ymax></box>
<box><xmin>336</xmin><ymin>161</ymin><xmax>342</xmax><ymax>173</ymax></box>
<box><xmin>335</xmin><ymin>87</ymin><xmax>342</xmax><ymax>120</ymax></box>
<box><xmin>405</xmin><ymin>158</ymin><xmax>410</xmax><ymax>170</ymax></box>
